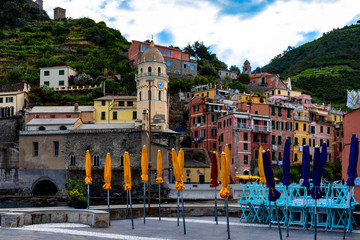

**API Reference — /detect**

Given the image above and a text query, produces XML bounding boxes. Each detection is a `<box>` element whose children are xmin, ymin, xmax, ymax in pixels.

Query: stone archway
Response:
<box><xmin>32</xmin><ymin>177</ymin><xmax>58</xmax><ymax>195</ymax></box>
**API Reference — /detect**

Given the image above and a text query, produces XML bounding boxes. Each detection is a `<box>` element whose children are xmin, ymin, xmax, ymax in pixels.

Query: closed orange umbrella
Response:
<box><xmin>103</xmin><ymin>153</ymin><xmax>111</xmax><ymax>190</ymax></box>
<box><xmin>156</xmin><ymin>150</ymin><xmax>163</xmax><ymax>184</ymax></box>
<box><xmin>85</xmin><ymin>150</ymin><xmax>92</xmax><ymax>184</ymax></box>
<box><xmin>172</xmin><ymin>149</ymin><xmax>184</xmax><ymax>191</ymax></box>
<box><xmin>123</xmin><ymin>152</ymin><xmax>131</xmax><ymax>191</ymax></box>
<box><xmin>258</xmin><ymin>146</ymin><xmax>266</xmax><ymax>184</ymax></box>
<box><xmin>219</xmin><ymin>151</ymin><xmax>230</xmax><ymax>199</ymax></box>
<box><xmin>141</xmin><ymin>145</ymin><xmax>148</xmax><ymax>181</ymax></box>
<box><xmin>216</xmin><ymin>151</ymin><xmax>220</xmax><ymax>181</ymax></box>
<box><xmin>178</xmin><ymin>148</ymin><xmax>184</xmax><ymax>179</ymax></box>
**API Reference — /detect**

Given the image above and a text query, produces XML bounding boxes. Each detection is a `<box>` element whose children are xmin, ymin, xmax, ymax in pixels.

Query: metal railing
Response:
<box><xmin>136</xmin><ymin>72</ymin><xmax>168</xmax><ymax>78</ymax></box>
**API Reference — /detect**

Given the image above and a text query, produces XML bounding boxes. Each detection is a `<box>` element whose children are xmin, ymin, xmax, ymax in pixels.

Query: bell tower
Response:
<box><xmin>242</xmin><ymin>60</ymin><xmax>251</xmax><ymax>74</ymax></box>
<box><xmin>135</xmin><ymin>41</ymin><xmax>169</xmax><ymax>130</ymax></box>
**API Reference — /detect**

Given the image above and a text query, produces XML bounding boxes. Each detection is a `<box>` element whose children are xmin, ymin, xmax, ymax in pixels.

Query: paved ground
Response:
<box><xmin>1</xmin><ymin>216</ymin><xmax>359</xmax><ymax>240</ymax></box>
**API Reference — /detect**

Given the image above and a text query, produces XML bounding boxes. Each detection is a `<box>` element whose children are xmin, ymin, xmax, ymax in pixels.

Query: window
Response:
<box><xmin>313</xmin><ymin>139</ymin><xmax>315</xmax><ymax>146</ymax></box>
<box><xmin>253</xmin><ymin>134</ymin><xmax>259</xmax><ymax>143</ymax></box>
<box><xmin>139</xmin><ymin>91</ymin><xmax>142</xmax><ymax>101</ymax></box>
<box><xmin>120</xmin><ymin>155</ymin><xmax>124</xmax><ymax>166</ymax></box>
<box><xmin>119</xmin><ymin>101</ymin><xmax>125</xmax><ymax>106</ymax></box>
<box><xmin>59</xmin><ymin>80</ymin><xmax>64</xmax><ymax>86</ymax></box>
<box><xmin>133</xmin><ymin>111</ymin><xmax>137</xmax><ymax>119</ymax></box>
<box><xmin>101</xmin><ymin>112</ymin><xmax>105</xmax><ymax>120</ymax></box>
<box><xmin>320</xmin><ymin>139</ymin><xmax>323</xmax><ymax>146</ymax></box>
<box><xmin>255</xmin><ymin>149</ymin><xmax>259</xmax><ymax>159</ymax></box>
<box><xmin>320</xmin><ymin>126</ymin><xmax>323</xmax><ymax>133</ymax></box>
<box><xmin>59</xmin><ymin>125</ymin><xmax>67</xmax><ymax>130</ymax></box>
<box><xmin>183</xmin><ymin>64</ymin><xmax>187</xmax><ymax>69</ymax></box>
<box><xmin>278</xmin><ymin>90</ymin><xmax>281</xmax><ymax>94</ymax></box>
<box><xmin>127</xmin><ymin>101</ymin><xmax>133</xmax><ymax>106</ymax></box>
<box><xmin>211</xmin><ymin>129</ymin><xmax>217</xmax><ymax>136</ymax></box>
<box><xmin>287</xmin><ymin>109</ymin><xmax>291</xmax><ymax>118</ymax></box>
<box><xmin>310</xmin><ymin>126</ymin><xmax>315</xmax><ymax>134</ymax></box>
<box><xmin>295</xmin><ymin>137</ymin><xmax>299</xmax><ymax>145</ymax></box>
<box><xmin>113</xmin><ymin>111</ymin><xmax>117</xmax><ymax>120</ymax></box>
<box><xmin>6</xmin><ymin>97</ymin><xmax>13</xmax><ymax>103</ymax></box>
<box><xmin>327</xmin><ymin>127</ymin><xmax>330</xmax><ymax>134</ymax></box>
<box><xmin>220</xmin><ymin>133</ymin><xmax>224</xmax><ymax>142</ymax></box>
<box><xmin>244</xmin><ymin>143</ymin><xmax>248</xmax><ymax>150</ymax></box>
<box><xmin>294</xmin><ymin>153</ymin><xmax>298</xmax><ymax>161</ymax></box>
<box><xmin>213</xmin><ymin>143</ymin><xmax>216</xmax><ymax>149</ymax></box>
<box><xmin>158</xmin><ymin>49</ymin><xmax>164</xmax><ymax>54</ymax></box>
<box><xmin>278</xmin><ymin>107</ymin><xmax>282</xmax><ymax>116</ymax></box>
<box><xmin>39</xmin><ymin>126</ymin><xmax>46</xmax><ymax>130</ymax></box>
<box><xmin>59</xmin><ymin>70</ymin><xmax>65</xmax><ymax>75</ymax></box>
<box><xmin>0</xmin><ymin>98</ymin><xmax>2</xmax><ymax>103</ymax></box>
<box><xmin>44</xmin><ymin>81</ymin><xmax>49</xmax><ymax>86</ymax></box>
<box><xmin>295</xmin><ymin>123</ymin><xmax>299</xmax><ymax>130</ymax></box>
<box><xmin>278</xmin><ymin>136</ymin><xmax>282</xmax><ymax>145</ymax></box>
<box><xmin>54</xmin><ymin>141</ymin><xmax>59</xmax><ymax>156</ymax></box>
<box><xmin>195</xmin><ymin>131</ymin><xmax>198</xmax><ymax>138</ymax></box>
<box><xmin>158</xmin><ymin>67</ymin><xmax>161</xmax><ymax>73</ymax></box>
<box><xmin>309</xmin><ymin>138</ymin><xmax>312</xmax><ymax>146</ymax></box>
<box><xmin>190</xmin><ymin>65</ymin><xmax>195</xmax><ymax>70</ymax></box>
<box><xmin>101</xmin><ymin>100</ymin><xmax>106</xmax><ymax>106</ymax></box>
<box><xmin>261</xmin><ymin>134</ymin><xmax>267</xmax><ymax>143</ymax></box>
<box><xmin>93</xmin><ymin>155</ymin><xmax>100</xmax><ymax>166</ymax></box>
<box><xmin>44</xmin><ymin>71</ymin><xmax>50</xmax><ymax>76</ymax></box>
<box><xmin>303</xmin><ymin>124</ymin><xmax>306</xmax><ymax>131</ymax></box>
<box><xmin>201</xmin><ymin>116</ymin><xmax>205</xmax><ymax>123</ymax></box>
<box><xmin>158</xmin><ymin>91</ymin><xmax>162</xmax><ymax>100</ymax></box>
<box><xmin>278</xmin><ymin>152</ymin><xmax>282</xmax><ymax>162</ymax></box>
<box><xmin>328</xmin><ymin>154</ymin><xmax>331</xmax><ymax>162</ymax></box>
<box><xmin>211</xmin><ymin>114</ymin><xmax>217</xmax><ymax>122</ymax></box>
<box><xmin>33</xmin><ymin>142</ymin><xmax>38</xmax><ymax>156</ymax></box>
<box><xmin>70</xmin><ymin>154</ymin><xmax>76</xmax><ymax>166</ymax></box>
<box><xmin>50</xmin><ymin>115</ymin><xmax>55</xmax><ymax>118</ymax></box>
<box><xmin>302</xmin><ymin>138</ymin><xmax>306</xmax><ymax>145</ymax></box>
<box><xmin>66</xmin><ymin>115</ymin><xmax>71</xmax><ymax>118</ymax></box>
<box><xmin>272</xmin><ymin>135</ymin><xmax>276</xmax><ymax>144</ymax></box>
<box><xmin>166</xmin><ymin>61</ymin><xmax>172</xmax><ymax>66</ymax></box>
<box><xmin>229</xmin><ymin>144</ymin><xmax>232</xmax><ymax>150</ymax></box>
<box><xmin>271</xmin><ymin>151</ymin><xmax>276</xmax><ymax>161</ymax></box>
<box><xmin>166</xmin><ymin>50</ymin><xmax>171</xmax><ymax>56</ymax></box>
<box><xmin>271</xmin><ymin>106</ymin><xmax>276</xmax><ymax>115</ymax></box>
<box><xmin>244</xmin><ymin>155</ymin><xmax>248</xmax><ymax>165</ymax></box>
<box><xmin>272</xmin><ymin>120</ymin><xmax>275</xmax><ymax>130</ymax></box>
<box><xmin>141</xmin><ymin>45</ymin><xmax>147</xmax><ymax>51</ymax></box>
<box><xmin>201</xmin><ymin>129</ymin><xmax>205</xmax><ymax>138</ymax></box>
<box><xmin>243</xmin><ymin>132</ymin><xmax>248</xmax><ymax>141</ymax></box>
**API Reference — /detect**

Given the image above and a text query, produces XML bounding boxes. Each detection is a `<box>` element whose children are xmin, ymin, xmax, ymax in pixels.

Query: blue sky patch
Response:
<box><xmin>99</xmin><ymin>1</ymin><xmax>107</xmax><ymax>9</ymax></box>
<box><xmin>295</xmin><ymin>31</ymin><xmax>320</xmax><ymax>47</ymax></box>
<box><xmin>156</xmin><ymin>29</ymin><xmax>174</xmax><ymax>45</ymax></box>
<box><xmin>118</xmin><ymin>0</ymin><xmax>132</xmax><ymax>10</ymax></box>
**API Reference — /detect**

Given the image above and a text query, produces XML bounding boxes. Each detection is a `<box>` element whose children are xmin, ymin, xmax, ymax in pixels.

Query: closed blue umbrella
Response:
<box><xmin>344</xmin><ymin>134</ymin><xmax>359</xmax><ymax>239</ymax></box>
<box><xmin>262</xmin><ymin>151</ymin><xmax>282</xmax><ymax>240</ymax></box>
<box><xmin>301</xmin><ymin>146</ymin><xmax>310</xmax><ymax>187</ymax></box>
<box><xmin>311</xmin><ymin>146</ymin><xmax>322</xmax><ymax>240</ymax></box>
<box><xmin>281</xmin><ymin>139</ymin><xmax>291</xmax><ymax>237</ymax></box>
<box><xmin>320</xmin><ymin>142</ymin><xmax>327</xmax><ymax>174</ymax></box>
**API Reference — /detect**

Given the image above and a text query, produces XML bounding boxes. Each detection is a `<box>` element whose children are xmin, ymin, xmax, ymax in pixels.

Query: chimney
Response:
<box><xmin>74</xmin><ymin>103</ymin><xmax>79</xmax><ymax>111</ymax></box>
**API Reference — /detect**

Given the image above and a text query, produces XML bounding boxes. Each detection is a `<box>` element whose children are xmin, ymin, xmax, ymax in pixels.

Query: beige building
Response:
<box><xmin>40</xmin><ymin>66</ymin><xmax>76</xmax><ymax>89</ymax></box>
<box><xmin>135</xmin><ymin>41</ymin><xmax>169</xmax><ymax>131</ymax></box>
<box><xmin>26</xmin><ymin>118</ymin><xmax>82</xmax><ymax>131</ymax></box>
<box><xmin>54</xmin><ymin>7</ymin><xmax>66</xmax><ymax>20</ymax></box>
<box><xmin>0</xmin><ymin>90</ymin><xmax>28</xmax><ymax>118</ymax></box>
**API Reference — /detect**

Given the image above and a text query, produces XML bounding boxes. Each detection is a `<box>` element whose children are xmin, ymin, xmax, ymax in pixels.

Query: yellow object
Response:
<box><xmin>156</xmin><ymin>150</ymin><xmax>163</xmax><ymax>184</ymax></box>
<box><xmin>141</xmin><ymin>145</ymin><xmax>148</xmax><ymax>181</ymax></box>
<box><xmin>93</xmin><ymin>96</ymin><xmax>137</xmax><ymax>123</ymax></box>
<box><xmin>258</xmin><ymin>146</ymin><xmax>266</xmax><ymax>183</ymax></box>
<box><xmin>235</xmin><ymin>176</ymin><xmax>260</xmax><ymax>180</ymax></box>
<box><xmin>219</xmin><ymin>145</ymin><xmax>230</xmax><ymax>199</ymax></box>
<box><xmin>123</xmin><ymin>152</ymin><xmax>132</xmax><ymax>191</ymax></box>
<box><xmin>172</xmin><ymin>149</ymin><xmax>184</xmax><ymax>191</ymax></box>
<box><xmin>85</xmin><ymin>150</ymin><xmax>92</xmax><ymax>185</ymax></box>
<box><xmin>178</xmin><ymin>148</ymin><xmax>184</xmax><ymax>181</ymax></box>
<box><xmin>216</xmin><ymin>152</ymin><xmax>220</xmax><ymax>181</ymax></box>
<box><xmin>102</xmin><ymin>153</ymin><xmax>111</xmax><ymax>190</ymax></box>
<box><xmin>274</xmin><ymin>178</ymin><xmax>280</xmax><ymax>182</ymax></box>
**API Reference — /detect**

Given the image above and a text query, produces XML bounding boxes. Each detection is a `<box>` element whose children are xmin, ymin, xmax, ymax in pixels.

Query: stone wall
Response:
<box><xmin>0</xmin><ymin>143</ymin><xmax>19</xmax><ymax>193</ymax></box>
<box><xmin>0</xmin><ymin>116</ymin><xmax>24</xmax><ymax>143</ymax></box>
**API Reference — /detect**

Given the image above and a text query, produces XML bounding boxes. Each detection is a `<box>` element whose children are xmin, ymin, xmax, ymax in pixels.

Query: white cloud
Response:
<box><xmin>44</xmin><ymin>0</ymin><xmax>360</xmax><ymax>69</ymax></box>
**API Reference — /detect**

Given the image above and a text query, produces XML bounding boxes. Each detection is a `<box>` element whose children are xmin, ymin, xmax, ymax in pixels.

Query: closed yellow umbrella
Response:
<box><xmin>103</xmin><ymin>153</ymin><xmax>111</xmax><ymax>190</ymax></box>
<box><xmin>123</xmin><ymin>152</ymin><xmax>131</xmax><ymax>191</ymax></box>
<box><xmin>219</xmin><ymin>151</ymin><xmax>230</xmax><ymax>199</ymax></box>
<box><xmin>258</xmin><ymin>146</ymin><xmax>266</xmax><ymax>184</ymax></box>
<box><xmin>172</xmin><ymin>149</ymin><xmax>184</xmax><ymax>191</ymax></box>
<box><xmin>85</xmin><ymin>150</ymin><xmax>92</xmax><ymax>184</ymax></box>
<box><xmin>141</xmin><ymin>145</ymin><xmax>148</xmax><ymax>181</ymax></box>
<box><xmin>178</xmin><ymin>148</ymin><xmax>184</xmax><ymax>179</ymax></box>
<box><xmin>156</xmin><ymin>150</ymin><xmax>163</xmax><ymax>184</ymax></box>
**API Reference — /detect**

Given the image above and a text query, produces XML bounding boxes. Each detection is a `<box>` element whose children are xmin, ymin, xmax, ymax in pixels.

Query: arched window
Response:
<box><xmin>93</xmin><ymin>154</ymin><xmax>100</xmax><ymax>166</ymax></box>
<box><xmin>38</xmin><ymin>126</ymin><xmax>46</xmax><ymax>131</ymax></box>
<box><xmin>158</xmin><ymin>67</ymin><xmax>161</xmax><ymax>74</ymax></box>
<box><xmin>148</xmin><ymin>66</ymin><xmax>152</xmax><ymax>73</ymax></box>
<box><xmin>158</xmin><ymin>91</ymin><xmax>162</xmax><ymax>101</ymax></box>
<box><xmin>120</xmin><ymin>155</ymin><xmax>124</xmax><ymax>166</ymax></box>
<box><xmin>59</xmin><ymin>125</ymin><xmax>67</xmax><ymax>130</ymax></box>
<box><xmin>140</xmin><ymin>68</ymin><xmax>143</xmax><ymax>73</ymax></box>
<box><xmin>70</xmin><ymin>154</ymin><xmax>76</xmax><ymax>166</ymax></box>
<box><xmin>139</xmin><ymin>91</ymin><xmax>142</xmax><ymax>101</ymax></box>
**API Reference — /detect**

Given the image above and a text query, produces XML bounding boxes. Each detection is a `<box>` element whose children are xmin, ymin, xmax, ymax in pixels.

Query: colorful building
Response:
<box><xmin>128</xmin><ymin>40</ymin><xmax>197</xmax><ymax>76</ymax></box>
<box><xmin>94</xmin><ymin>96</ymin><xmax>137</xmax><ymax>123</ymax></box>
<box><xmin>40</xmin><ymin>66</ymin><xmax>76</xmax><ymax>89</ymax></box>
<box><xmin>293</xmin><ymin>107</ymin><xmax>310</xmax><ymax>163</ymax></box>
<box><xmin>264</xmin><ymin>88</ymin><xmax>302</xmax><ymax>98</ymax></box>
<box><xmin>249</xmin><ymin>73</ymin><xmax>287</xmax><ymax>89</ymax></box>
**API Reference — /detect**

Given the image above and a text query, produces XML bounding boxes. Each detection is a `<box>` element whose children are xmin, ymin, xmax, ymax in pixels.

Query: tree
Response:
<box><xmin>230</xmin><ymin>65</ymin><xmax>240</xmax><ymax>74</ymax></box>
<box><xmin>74</xmin><ymin>73</ymin><xmax>93</xmax><ymax>85</ymax></box>
<box><xmin>4</xmin><ymin>69</ymin><xmax>23</xmax><ymax>83</ymax></box>
<box><xmin>227</xmin><ymin>81</ymin><xmax>248</xmax><ymax>93</ymax></box>
<box><xmin>197</xmin><ymin>59</ymin><xmax>218</xmax><ymax>77</ymax></box>
<box><xmin>237</xmin><ymin>73</ymin><xmax>251</xmax><ymax>84</ymax></box>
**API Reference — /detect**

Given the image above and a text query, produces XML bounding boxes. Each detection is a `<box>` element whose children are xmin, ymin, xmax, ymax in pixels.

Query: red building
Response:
<box><xmin>128</xmin><ymin>40</ymin><xmax>197</xmax><ymax>76</ymax></box>
<box><xmin>249</xmin><ymin>72</ymin><xmax>287</xmax><ymax>89</ymax></box>
<box><xmin>342</xmin><ymin>109</ymin><xmax>360</xmax><ymax>202</ymax></box>
<box><xmin>269</xmin><ymin>104</ymin><xmax>294</xmax><ymax>164</ymax></box>
<box><xmin>189</xmin><ymin>96</ymin><xmax>223</xmax><ymax>152</ymax></box>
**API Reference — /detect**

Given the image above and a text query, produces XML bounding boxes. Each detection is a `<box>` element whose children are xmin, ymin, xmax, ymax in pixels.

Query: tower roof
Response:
<box><xmin>139</xmin><ymin>41</ymin><xmax>165</xmax><ymax>64</ymax></box>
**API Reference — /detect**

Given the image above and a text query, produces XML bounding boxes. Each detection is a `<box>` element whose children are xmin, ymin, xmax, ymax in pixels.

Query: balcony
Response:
<box><xmin>294</xmin><ymin>116</ymin><xmax>309</xmax><ymax>121</ymax></box>
<box><xmin>136</xmin><ymin>72</ymin><xmax>168</xmax><ymax>78</ymax></box>
<box><xmin>253</xmin><ymin>125</ymin><xmax>271</xmax><ymax>132</ymax></box>
<box><xmin>234</xmin><ymin>123</ymin><xmax>252</xmax><ymax>130</ymax></box>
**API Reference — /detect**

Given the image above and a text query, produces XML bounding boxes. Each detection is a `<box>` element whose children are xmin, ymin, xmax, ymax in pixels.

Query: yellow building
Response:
<box><xmin>182</xmin><ymin>148</ymin><xmax>212</xmax><ymax>184</ymax></box>
<box><xmin>328</xmin><ymin>111</ymin><xmax>343</xmax><ymax>124</ymax></box>
<box><xmin>94</xmin><ymin>96</ymin><xmax>137</xmax><ymax>123</ymax></box>
<box><xmin>293</xmin><ymin>109</ymin><xmax>309</xmax><ymax>163</ymax></box>
<box><xmin>264</xmin><ymin>88</ymin><xmax>302</xmax><ymax>98</ymax></box>
<box><xmin>0</xmin><ymin>90</ymin><xmax>28</xmax><ymax>118</ymax></box>
<box><xmin>193</xmin><ymin>88</ymin><xmax>216</xmax><ymax>99</ymax></box>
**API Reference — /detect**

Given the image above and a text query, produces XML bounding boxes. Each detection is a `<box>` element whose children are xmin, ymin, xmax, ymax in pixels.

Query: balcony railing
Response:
<box><xmin>234</xmin><ymin>123</ymin><xmax>252</xmax><ymax>130</ymax></box>
<box><xmin>136</xmin><ymin>72</ymin><xmax>168</xmax><ymax>78</ymax></box>
<box><xmin>294</xmin><ymin>116</ymin><xmax>309</xmax><ymax>121</ymax></box>
<box><xmin>253</xmin><ymin>125</ymin><xmax>271</xmax><ymax>132</ymax></box>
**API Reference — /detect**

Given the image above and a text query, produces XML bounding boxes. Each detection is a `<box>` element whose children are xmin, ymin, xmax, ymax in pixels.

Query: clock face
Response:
<box><xmin>157</xmin><ymin>81</ymin><xmax>164</xmax><ymax>89</ymax></box>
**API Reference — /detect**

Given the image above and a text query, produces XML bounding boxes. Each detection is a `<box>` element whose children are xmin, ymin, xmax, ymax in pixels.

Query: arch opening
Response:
<box><xmin>32</xmin><ymin>179</ymin><xmax>58</xmax><ymax>195</ymax></box>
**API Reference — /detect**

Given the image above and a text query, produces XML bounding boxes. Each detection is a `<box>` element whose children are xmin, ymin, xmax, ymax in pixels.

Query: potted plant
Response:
<box><xmin>66</xmin><ymin>179</ymin><xmax>87</xmax><ymax>209</ymax></box>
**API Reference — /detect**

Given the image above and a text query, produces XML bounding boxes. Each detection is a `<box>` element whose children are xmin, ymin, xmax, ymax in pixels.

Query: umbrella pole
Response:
<box><xmin>107</xmin><ymin>189</ymin><xmax>111</xmax><ymax>226</ymax></box>
<box><xmin>343</xmin><ymin>186</ymin><xmax>350</xmax><ymax>239</ymax></box>
<box><xmin>269</xmin><ymin>200</ymin><xmax>272</xmax><ymax>228</ymax></box>
<box><xmin>87</xmin><ymin>184</ymin><xmax>90</xmax><ymax>209</ymax></box>
<box><xmin>126</xmin><ymin>190</ymin><xmax>129</xmax><ymax>216</ymax></box>
<box><xmin>314</xmin><ymin>199</ymin><xmax>317</xmax><ymax>240</ymax></box>
<box><xmin>177</xmin><ymin>190</ymin><xmax>180</xmax><ymax>226</ymax></box>
<box><xmin>274</xmin><ymin>201</ymin><xmax>283</xmax><ymax>240</ymax></box>
<box><xmin>143</xmin><ymin>182</ymin><xmax>146</xmax><ymax>224</ymax></box>
<box><xmin>159</xmin><ymin>183</ymin><xmax>161</xmax><ymax>221</ymax></box>
<box><xmin>226</xmin><ymin>198</ymin><xmax>230</xmax><ymax>239</ymax></box>
<box><xmin>286</xmin><ymin>186</ymin><xmax>289</xmax><ymax>237</ymax></box>
<box><xmin>349</xmin><ymin>188</ymin><xmax>353</xmax><ymax>233</ymax></box>
<box><xmin>215</xmin><ymin>186</ymin><xmax>218</xmax><ymax>224</ymax></box>
<box><xmin>181</xmin><ymin>190</ymin><xmax>186</xmax><ymax>235</ymax></box>
<box><xmin>129</xmin><ymin>190</ymin><xmax>134</xmax><ymax>229</ymax></box>
<box><xmin>305</xmin><ymin>189</ymin><xmax>308</xmax><ymax>230</ymax></box>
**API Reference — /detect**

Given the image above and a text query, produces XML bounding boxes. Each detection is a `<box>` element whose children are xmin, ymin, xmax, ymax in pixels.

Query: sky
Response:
<box><xmin>44</xmin><ymin>0</ymin><xmax>360</xmax><ymax>70</ymax></box>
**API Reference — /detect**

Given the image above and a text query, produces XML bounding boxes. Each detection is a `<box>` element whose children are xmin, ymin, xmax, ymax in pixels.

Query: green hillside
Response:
<box><xmin>262</xmin><ymin>24</ymin><xmax>360</xmax><ymax>107</ymax></box>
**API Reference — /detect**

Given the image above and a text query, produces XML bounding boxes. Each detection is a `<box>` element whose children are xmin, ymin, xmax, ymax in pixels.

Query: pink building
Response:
<box><xmin>342</xmin><ymin>109</ymin><xmax>360</xmax><ymax>202</ymax></box>
<box><xmin>249</xmin><ymin>72</ymin><xmax>287</xmax><ymax>89</ymax></box>
<box><xmin>189</xmin><ymin>96</ymin><xmax>223</xmax><ymax>152</ymax></box>
<box><xmin>294</xmin><ymin>94</ymin><xmax>312</xmax><ymax>107</ymax></box>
